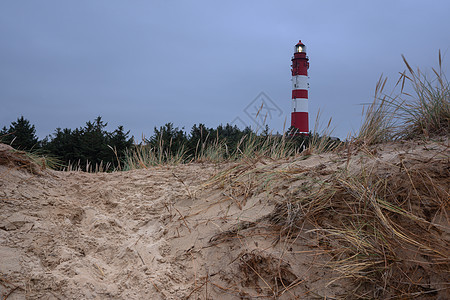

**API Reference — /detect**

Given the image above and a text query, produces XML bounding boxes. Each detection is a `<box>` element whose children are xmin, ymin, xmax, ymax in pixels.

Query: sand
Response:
<box><xmin>0</xmin><ymin>141</ymin><xmax>448</xmax><ymax>299</ymax></box>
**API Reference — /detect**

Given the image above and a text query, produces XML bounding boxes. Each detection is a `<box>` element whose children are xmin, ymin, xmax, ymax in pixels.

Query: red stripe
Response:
<box><xmin>291</xmin><ymin>55</ymin><xmax>309</xmax><ymax>76</ymax></box>
<box><xmin>292</xmin><ymin>89</ymin><xmax>308</xmax><ymax>99</ymax></box>
<box><xmin>293</xmin><ymin>52</ymin><xmax>307</xmax><ymax>59</ymax></box>
<box><xmin>291</xmin><ymin>112</ymin><xmax>309</xmax><ymax>133</ymax></box>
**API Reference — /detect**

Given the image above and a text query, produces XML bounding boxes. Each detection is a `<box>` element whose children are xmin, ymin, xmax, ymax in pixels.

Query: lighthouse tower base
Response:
<box><xmin>291</xmin><ymin>112</ymin><xmax>309</xmax><ymax>134</ymax></box>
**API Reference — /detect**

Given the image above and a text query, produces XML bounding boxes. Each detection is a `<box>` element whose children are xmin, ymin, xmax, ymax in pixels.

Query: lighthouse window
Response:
<box><xmin>296</xmin><ymin>45</ymin><xmax>306</xmax><ymax>53</ymax></box>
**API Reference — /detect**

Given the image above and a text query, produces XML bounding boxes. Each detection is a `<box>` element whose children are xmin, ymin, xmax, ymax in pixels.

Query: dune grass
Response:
<box><xmin>121</xmin><ymin>131</ymin><xmax>328</xmax><ymax>170</ymax></box>
<box><xmin>64</xmin><ymin>159</ymin><xmax>113</xmax><ymax>173</ymax></box>
<box><xmin>396</xmin><ymin>51</ymin><xmax>449</xmax><ymax>138</ymax></box>
<box><xmin>355</xmin><ymin>76</ymin><xmax>397</xmax><ymax>146</ymax></box>
<box><xmin>357</xmin><ymin>51</ymin><xmax>449</xmax><ymax>145</ymax></box>
<box><xmin>304</xmin><ymin>109</ymin><xmax>339</xmax><ymax>154</ymax></box>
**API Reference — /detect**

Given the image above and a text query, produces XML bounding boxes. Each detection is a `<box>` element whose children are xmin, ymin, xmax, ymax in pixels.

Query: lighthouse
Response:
<box><xmin>291</xmin><ymin>40</ymin><xmax>309</xmax><ymax>134</ymax></box>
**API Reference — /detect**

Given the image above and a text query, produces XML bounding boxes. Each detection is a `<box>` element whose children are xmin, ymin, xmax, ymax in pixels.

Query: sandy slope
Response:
<box><xmin>0</xmin><ymin>141</ymin><xmax>448</xmax><ymax>299</ymax></box>
<box><xmin>0</xmin><ymin>158</ymin><xmax>220</xmax><ymax>299</ymax></box>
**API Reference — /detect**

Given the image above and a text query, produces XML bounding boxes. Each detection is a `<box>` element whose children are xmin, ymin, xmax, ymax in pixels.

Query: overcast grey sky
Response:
<box><xmin>1</xmin><ymin>0</ymin><xmax>449</xmax><ymax>139</ymax></box>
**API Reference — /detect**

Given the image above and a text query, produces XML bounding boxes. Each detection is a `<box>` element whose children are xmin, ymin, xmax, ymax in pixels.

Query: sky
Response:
<box><xmin>1</xmin><ymin>0</ymin><xmax>449</xmax><ymax>140</ymax></box>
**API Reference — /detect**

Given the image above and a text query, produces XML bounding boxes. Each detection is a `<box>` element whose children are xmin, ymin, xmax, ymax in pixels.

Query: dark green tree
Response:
<box><xmin>215</xmin><ymin>123</ymin><xmax>249</xmax><ymax>152</ymax></box>
<box><xmin>261</xmin><ymin>124</ymin><xmax>270</xmax><ymax>136</ymax></box>
<box><xmin>79</xmin><ymin>116</ymin><xmax>110</xmax><ymax>167</ymax></box>
<box><xmin>187</xmin><ymin>123</ymin><xmax>214</xmax><ymax>157</ymax></box>
<box><xmin>109</xmin><ymin>125</ymin><xmax>134</xmax><ymax>166</ymax></box>
<box><xmin>148</xmin><ymin>123</ymin><xmax>188</xmax><ymax>157</ymax></box>
<box><xmin>42</xmin><ymin>116</ymin><xmax>134</xmax><ymax>171</ymax></box>
<box><xmin>42</xmin><ymin>128</ymin><xmax>82</xmax><ymax>165</ymax></box>
<box><xmin>0</xmin><ymin>116</ymin><xmax>39</xmax><ymax>150</ymax></box>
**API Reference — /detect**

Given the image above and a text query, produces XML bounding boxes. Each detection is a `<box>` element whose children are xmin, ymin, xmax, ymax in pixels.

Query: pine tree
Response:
<box><xmin>42</xmin><ymin>116</ymin><xmax>134</xmax><ymax>171</ymax></box>
<box><xmin>80</xmin><ymin>116</ymin><xmax>109</xmax><ymax>167</ymax></box>
<box><xmin>187</xmin><ymin>123</ymin><xmax>212</xmax><ymax>157</ymax></box>
<box><xmin>149</xmin><ymin>123</ymin><xmax>188</xmax><ymax>157</ymax></box>
<box><xmin>0</xmin><ymin>116</ymin><xmax>39</xmax><ymax>150</ymax></box>
<box><xmin>109</xmin><ymin>125</ymin><xmax>134</xmax><ymax>167</ymax></box>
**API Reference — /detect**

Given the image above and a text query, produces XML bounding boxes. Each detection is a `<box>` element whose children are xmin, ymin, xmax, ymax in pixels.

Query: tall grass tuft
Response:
<box><xmin>25</xmin><ymin>150</ymin><xmax>63</xmax><ymax>171</ymax></box>
<box><xmin>356</xmin><ymin>76</ymin><xmax>397</xmax><ymax>145</ymax></box>
<box><xmin>236</xmin><ymin>133</ymin><xmax>299</xmax><ymax>160</ymax></box>
<box><xmin>64</xmin><ymin>159</ymin><xmax>112</xmax><ymax>173</ymax></box>
<box><xmin>304</xmin><ymin>109</ymin><xmax>340</xmax><ymax>154</ymax></box>
<box><xmin>357</xmin><ymin>51</ymin><xmax>449</xmax><ymax>144</ymax></box>
<box><xmin>395</xmin><ymin>51</ymin><xmax>450</xmax><ymax>138</ymax></box>
<box><xmin>123</xmin><ymin>141</ymin><xmax>186</xmax><ymax>170</ymax></box>
<box><xmin>123</xmin><ymin>132</ymin><xmax>307</xmax><ymax>170</ymax></box>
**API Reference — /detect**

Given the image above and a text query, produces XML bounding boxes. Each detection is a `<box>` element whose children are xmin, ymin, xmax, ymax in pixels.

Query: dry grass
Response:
<box><xmin>265</xmin><ymin>145</ymin><xmax>449</xmax><ymax>298</ymax></box>
<box><xmin>357</xmin><ymin>51</ymin><xmax>449</xmax><ymax>146</ymax></box>
<box><xmin>64</xmin><ymin>159</ymin><xmax>113</xmax><ymax>173</ymax></box>
<box><xmin>0</xmin><ymin>143</ymin><xmax>61</xmax><ymax>174</ymax></box>
<box><xmin>122</xmin><ymin>138</ymin><xmax>187</xmax><ymax>170</ymax></box>
<box><xmin>396</xmin><ymin>51</ymin><xmax>450</xmax><ymax>138</ymax></box>
<box><xmin>123</xmin><ymin>133</ymin><xmax>306</xmax><ymax>170</ymax></box>
<box><xmin>355</xmin><ymin>76</ymin><xmax>397</xmax><ymax>146</ymax></box>
<box><xmin>305</xmin><ymin>109</ymin><xmax>340</xmax><ymax>154</ymax></box>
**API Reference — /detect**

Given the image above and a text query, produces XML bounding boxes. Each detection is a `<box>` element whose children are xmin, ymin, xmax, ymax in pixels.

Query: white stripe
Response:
<box><xmin>292</xmin><ymin>98</ymin><xmax>308</xmax><ymax>113</ymax></box>
<box><xmin>292</xmin><ymin>75</ymin><xmax>308</xmax><ymax>90</ymax></box>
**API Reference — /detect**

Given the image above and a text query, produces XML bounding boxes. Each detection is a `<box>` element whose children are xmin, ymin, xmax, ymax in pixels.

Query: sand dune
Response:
<box><xmin>1</xmin><ymin>141</ymin><xmax>448</xmax><ymax>299</ymax></box>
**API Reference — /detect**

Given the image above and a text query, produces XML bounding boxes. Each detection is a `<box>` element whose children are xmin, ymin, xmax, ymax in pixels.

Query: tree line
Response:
<box><xmin>1</xmin><ymin>116</ymin><xmax>133</xmax><ymax>170</ymax></box>
<box><xmin>1</xmin><ymin>116</ymin><xmax>326</xmax><ymax>171</ymax></box>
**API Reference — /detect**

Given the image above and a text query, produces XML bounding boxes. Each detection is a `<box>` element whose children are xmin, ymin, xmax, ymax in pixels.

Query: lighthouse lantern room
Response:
<box><xmin>291</xmin><ymin>40</ymin><xmax>309</xmax><ymax>134</ymax></box>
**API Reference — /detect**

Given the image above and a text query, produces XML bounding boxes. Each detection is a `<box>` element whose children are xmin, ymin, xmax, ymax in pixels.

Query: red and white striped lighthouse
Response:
<box><xmin>291</xmin><ymin>40</ymin><xmax>310</xmax><ymax>134</ymax></box>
